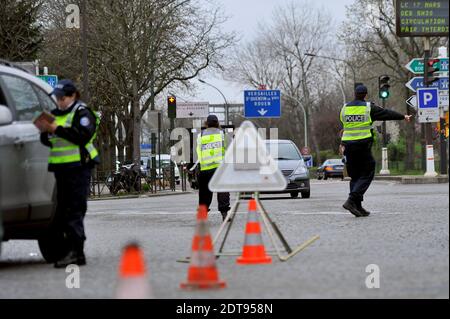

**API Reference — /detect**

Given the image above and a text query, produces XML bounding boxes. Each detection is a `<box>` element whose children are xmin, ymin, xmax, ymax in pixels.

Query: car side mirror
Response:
<box><xmin>0</xmin><ymin>105</ymin><xmax>12</xmax><ymax>126</ymax></box>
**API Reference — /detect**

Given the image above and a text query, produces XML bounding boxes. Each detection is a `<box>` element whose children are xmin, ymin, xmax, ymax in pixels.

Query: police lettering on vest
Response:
<box><xmin>196</xmin><ymin>128</ymin><xmax>225</xmax><ymax>171</ymax></box>
<box><xmin>345</xmin><ymin>115</ymin><xmax>367</xmax><ymax>122</ymax></box>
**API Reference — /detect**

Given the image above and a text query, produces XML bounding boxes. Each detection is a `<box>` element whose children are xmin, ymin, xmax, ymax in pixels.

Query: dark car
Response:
<box><xmin>263</xmin><ymin>140</ymin><xmax>310</xmax><ymax>199</ymax></box>
<box><xmin>317</xmin><ymin>159</ymin><xmax>345</xmax><ymax>180</ymax></box>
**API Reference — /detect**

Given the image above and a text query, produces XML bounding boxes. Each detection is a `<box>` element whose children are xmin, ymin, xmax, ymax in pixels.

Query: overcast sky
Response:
<box><xmin>191</xmin><ymin>0</ymin><xmax>355</xmax><ymax>104</ymax></box>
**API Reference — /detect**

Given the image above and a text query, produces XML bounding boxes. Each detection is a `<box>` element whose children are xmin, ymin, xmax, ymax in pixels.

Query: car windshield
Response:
<box><xmin>265</xmin><ymin>142</ymin><xmax>302</xmax><ymax>160</ymax></box>
<box><xmin>325</xmin><ymin>159</ymin><xmax>343</xmax><ymax>165</ymax></box>
<box><xmin>156</xmin><ymin>159</ymin><xmax>171</xmax><ymax>168</ymax></box>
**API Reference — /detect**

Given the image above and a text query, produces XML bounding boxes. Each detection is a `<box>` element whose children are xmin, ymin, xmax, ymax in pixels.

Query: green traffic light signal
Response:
<box><xmin>380</xmin><ymin>90</ymin><xmax>389</xmax><ymax>99</ymax></box>
<box><xmin>378</xmin><ymin>75</ymin><xmax>390</xmax><ymax>100</ymax></box>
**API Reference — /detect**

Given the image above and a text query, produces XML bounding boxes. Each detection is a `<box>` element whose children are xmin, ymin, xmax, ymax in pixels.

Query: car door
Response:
<box><xmin>28</xmin><ymin>85</ymin><xmax>57</xmax><ymax>220</ymax></box>
<box><xmin>0</xmin><ymin>75</ymin><xmax>29</xmax><ymax>224</ymax></box>
<box><xmin>0</xmin><ymin>74</ymin><xmax>55</xmax><ymax>222</ymax></box>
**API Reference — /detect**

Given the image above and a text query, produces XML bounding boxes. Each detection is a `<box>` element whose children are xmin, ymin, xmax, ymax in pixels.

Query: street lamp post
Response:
<box><xmin>304</xmin><ymin>53</ymin><xmax>357</xmax><ymax>86</ymax></box>
<box><xmin>283</xmin><ymin>93</ymin><xmax>308</xmax><ymax>148</ymax></box>
<box><xmin>198</xmin><ymin>79</ymin><xmax>229</xmax><ymax>125</ymax></box>
<box><xmin>81</xmin><ymin>0</ymin><xmax>89</xmax><ymax>104</ymax></box>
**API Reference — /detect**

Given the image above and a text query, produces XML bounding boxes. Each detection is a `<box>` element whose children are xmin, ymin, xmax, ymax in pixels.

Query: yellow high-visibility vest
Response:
<box><xmin>48</xmin><ymin>102</ymin><xmax>99</xmax><ymax>165</ymax></box>
<box><xmin>196</xmin><ymin>128</ymin><xmax>225</xmax><ymax>171</ymax></box>
<box><xmin>340</xmin><ymin>102</ymin><xmax>373</xmax><ymax>141</ymax></box>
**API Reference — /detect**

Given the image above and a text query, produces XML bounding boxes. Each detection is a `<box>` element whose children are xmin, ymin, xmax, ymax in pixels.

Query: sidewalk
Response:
<box><xmin>89</xmin><ymin>190</ymin><xmax>194</xmax><ymax>201</ymax></box>
<box><xmin>374</xmin><ymin>175</ymin><xmax>449</xmax><ymax>184</ymax></box>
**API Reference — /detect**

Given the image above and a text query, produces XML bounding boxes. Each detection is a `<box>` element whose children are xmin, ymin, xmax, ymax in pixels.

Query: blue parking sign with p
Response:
<box><xmin>417</xmin><ymin>88</ymin><xmax>439</xmax><ymax>109</ymax></box>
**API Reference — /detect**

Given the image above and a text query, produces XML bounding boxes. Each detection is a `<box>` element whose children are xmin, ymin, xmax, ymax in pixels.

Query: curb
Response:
<box><xmin>89</xmin><ymin>191</ymin><xmax>194</xmax><ymax>201</ymax></box>
<box><xmin>374</xmin><ymin>175</ymin><xmax>449</xmax><ymax>184</ymax></box>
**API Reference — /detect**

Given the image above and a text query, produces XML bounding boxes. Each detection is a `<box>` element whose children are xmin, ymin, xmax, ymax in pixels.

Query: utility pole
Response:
<box><xmin>81</xmin><ymin>0</ymin><xmax>89</xmax><ymax>104</ymax></box>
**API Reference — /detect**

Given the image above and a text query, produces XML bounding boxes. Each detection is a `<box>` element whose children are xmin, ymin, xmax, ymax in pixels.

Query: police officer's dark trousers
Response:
<box><xmin>343</xmin><ymin>140</ymin><xmax>375</xmax><ymax>204</ymax></box>
<box><xmin>54</xmin><ymin>166</ymin><xmax>91</xmax><ymax>253</ymax></box>
<box><xmin>198</xmin><ymin>168</ymin><xmax>230</xmax><ymax>214</ymax></box>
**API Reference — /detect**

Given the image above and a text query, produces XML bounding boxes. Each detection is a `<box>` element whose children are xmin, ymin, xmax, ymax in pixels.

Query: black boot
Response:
<box><xmin>54</xmin><ymin>241</ymin><xmax>86</xmax><ymax>268</ymax></box>
<box><xmin>356</xmin><ymin>201</ymin><xmax>370</xmax><ymax>217</ymax></box>
<box><xmin>343</xmin><ymin>198</ymin><xmax>364</xmax><ymax>217</ymax></box>
<box><xmin>54</xmin><ymin>250</ymin><xmax>86</xmax><ymax>268</ymax></box>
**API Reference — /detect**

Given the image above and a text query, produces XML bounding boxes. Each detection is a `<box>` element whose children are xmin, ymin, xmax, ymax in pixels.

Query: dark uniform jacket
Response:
<box><xmin>342</xmin><ymin>99</ymin><xmax>405</xmax><ymax>145</ymax></box>
<box><xmin>40</xmin><ymin>101</ymin><xmax>99</xmax><ymax>172</ymax></box>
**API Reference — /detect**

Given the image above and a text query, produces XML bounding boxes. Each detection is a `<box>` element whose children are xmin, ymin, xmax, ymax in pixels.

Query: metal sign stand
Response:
<box><xmin>177</xmin><ymin>192</ymin><xmax>319</xmax><ymax>263</ymax></box>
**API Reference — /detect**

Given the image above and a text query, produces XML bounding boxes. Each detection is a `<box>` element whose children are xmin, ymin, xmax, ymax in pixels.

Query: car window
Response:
<box><xmin>34</xmin><ymin>86</ymin><xmax>57</xmax><ymax>112</ymax></box>
<box><xmin>1</xmin><ymin>74</ymin><xmax>41</xmax><ymax>121</ymax></box>
<box><xmin>0</xmin><ymin>82</ymin><xmax>7</xmax><ymax>106</ymax></box>
<box><xmin>328</xmin><ymin>159</ymin><xmax>343</xmax><ymax>165</ymax></box>
<box><xmin>266</xmin><ymin>142</ymin><xmax>302</xmax><ymax>160</ymax></box>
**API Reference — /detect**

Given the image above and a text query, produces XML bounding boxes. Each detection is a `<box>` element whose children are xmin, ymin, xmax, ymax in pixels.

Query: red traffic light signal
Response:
<box><xmin>425</xmin><ymin>58</ymin><xmax>440</xmax><ymax>86</ymax></box>
<box><xmin>167</xmin><ymin>96</ymin><xmax>176</xmax><ymax>119</ymax></box>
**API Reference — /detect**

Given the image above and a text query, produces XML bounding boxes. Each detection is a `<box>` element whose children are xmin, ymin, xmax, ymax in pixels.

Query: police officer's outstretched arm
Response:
<box><xmin>370</xmin><ymin>102</ymin><xmax>413</xmax><ymax>122</ymax></box>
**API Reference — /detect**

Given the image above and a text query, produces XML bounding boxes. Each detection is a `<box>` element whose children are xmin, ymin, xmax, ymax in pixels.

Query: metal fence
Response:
<box><xmin>89</xmin><ymin>164</ymin><xmax>189</xmax><ymax>198</ymax></box>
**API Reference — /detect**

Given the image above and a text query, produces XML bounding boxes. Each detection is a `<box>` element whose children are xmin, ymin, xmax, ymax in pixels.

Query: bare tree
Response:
<box><xmin>38</xmin><ymin>0</ymin><xmax>235</xmax><ymax>169</ymax></box>
<box><xmin>86</xmin><ymin>0</ymin><xmax>235</xmax><ymax>164</ymax></box>
<box><xmin>0</xmin><ymin>0</ymin><xmax>43</xmax><ymax>61</ymax></box>
<box><xmin>226</xmin><ymin>0</ymin><xmax>334</xmax><ymax>162</ymax></box>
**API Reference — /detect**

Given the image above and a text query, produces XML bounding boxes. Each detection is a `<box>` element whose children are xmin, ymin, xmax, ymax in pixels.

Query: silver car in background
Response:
<box><xmin>264</xmin><ymin>139</ymin><xmax>311</xmax><ymax>199</ymax></box>
<box><xmin>0</xmin><ymin>61</ymin><xmax>62</xmax><ymax>261</ymax></box>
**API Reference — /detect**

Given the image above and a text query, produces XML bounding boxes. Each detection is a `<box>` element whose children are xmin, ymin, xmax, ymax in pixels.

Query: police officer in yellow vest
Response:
<box><xmin>340</xmin><ymin>85</ymin><xmax>412</xmax><ymax>217</ymax></box>
<box><xmin>196</xmin><ymin>115</ymin><xmax>230</xmax><ymax>221</ymax></box>
<box><xmin>39</xmin><ymin>80</ymin><xmax>100</xmax><ymax>267</ymax></box>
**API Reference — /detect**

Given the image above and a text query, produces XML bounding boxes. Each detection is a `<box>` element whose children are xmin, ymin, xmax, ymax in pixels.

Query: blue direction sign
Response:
<box><xmin>37</xmin><ymin>75</ymin><xmax>58</xmax><ymax>88</ymax></box>
<box><xmin>405</xmin><ymin>76</ymin><xmax>449</xmax><ymax>92</ymax></box>
<box><xmin>244</xmin><ymin>90</ymin><xmax>281</xmax><ymax>118</ymax></box>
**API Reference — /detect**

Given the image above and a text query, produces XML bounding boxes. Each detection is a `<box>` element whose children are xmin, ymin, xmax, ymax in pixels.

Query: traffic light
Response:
<box><xmin>425</xmin><ymin>58</ymin><xmax>440</xmax><ymax>86</ymax></box>
<box><xmin>378</xmin><ymin>75</ymin><xmax>390</xmax><ymax>99</ymax></box>
<box><xmin>167</xmin><ymin>96</ymin><xmax>176</xmax><ymax>119</ymax></box>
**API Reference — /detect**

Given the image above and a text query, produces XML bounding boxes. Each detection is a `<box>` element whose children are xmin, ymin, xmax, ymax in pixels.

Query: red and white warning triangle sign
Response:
<box><xmin>209</xmin><ymin>121</ymin><xmax>287</xmax><ymax>192</ymax></box>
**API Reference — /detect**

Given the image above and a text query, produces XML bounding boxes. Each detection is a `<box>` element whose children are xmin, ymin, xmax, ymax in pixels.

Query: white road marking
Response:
<box><xmin>89</xmin><ymin>210</ymin><xmax>405</xmax><ymax>216</ymax></box>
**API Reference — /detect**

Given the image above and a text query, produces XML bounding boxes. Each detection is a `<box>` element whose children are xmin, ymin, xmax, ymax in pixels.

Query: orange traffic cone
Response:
<box><xmin>180</xmin><ymin>205</ymin><xmax>226</xmax><ymax>290</ymax></box>
<box><xmin>237</xmin><ymin>199</ymin><xmax>272</xmax><ymax>265</ymax></box>
<box><xmin>116</xmin><ymin>242</ymin><xmax>153</xmax><ymax>299</ymax></box>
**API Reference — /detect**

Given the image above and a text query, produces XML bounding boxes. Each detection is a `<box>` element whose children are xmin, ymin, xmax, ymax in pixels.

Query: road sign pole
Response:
<box><xmin>423</xmin><ymin>37</ymin><xmax>438</xmax><ymax>177</ymax></box>
<box><xmin>440</xmin><ymin>116</ymin><xmax>448</xmax><ymax>175</ymax></box>
<box><xmin>380</xmin><ymin>99</ymin><xmax>390</xmax><ymax>175</ymax></box>
<box><xmin>439</xmin><ymin>48</ymin><xmax>448</xmax><ymax>176</ymax></box>
<box><xmin>170</xmin><ymin>117</ymin><xmax>175</xmax><ymax>191</ymax></box>
<box><xmin>158</xmin><ymin>112</ymin><xmax>162</xmax><ymax>191</ymax></box>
